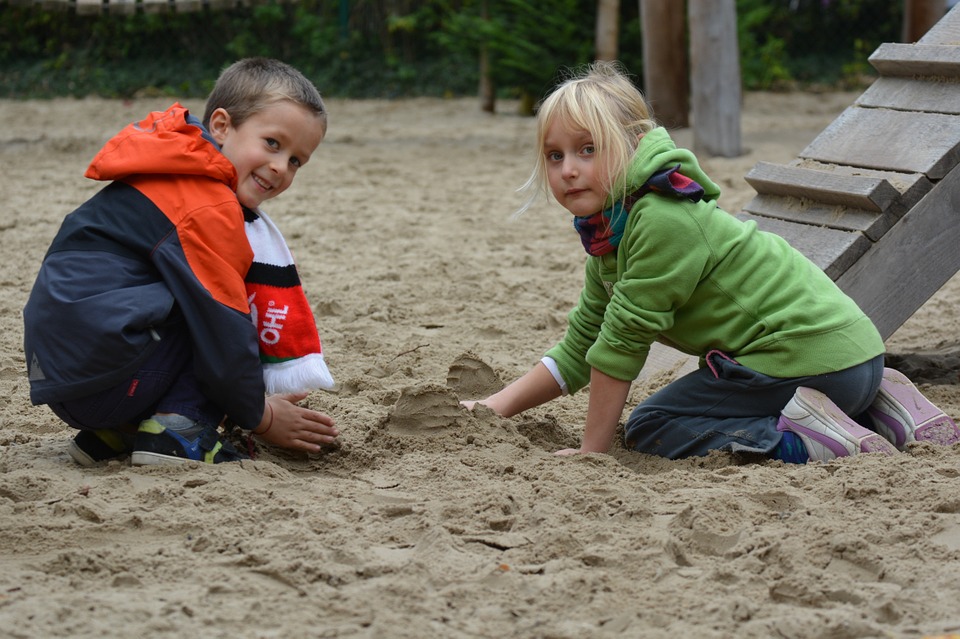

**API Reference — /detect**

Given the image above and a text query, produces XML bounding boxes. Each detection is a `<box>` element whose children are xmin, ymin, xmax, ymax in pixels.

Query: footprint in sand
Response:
<box><xmin>446</xmin><ymin>352</ymin><xmax>503</xmax><ymax>398</ymax></box>
<box><xmin>384</xmin><ymin>384</ymin><xmax>463</xmax><ymax>433</ymax></box>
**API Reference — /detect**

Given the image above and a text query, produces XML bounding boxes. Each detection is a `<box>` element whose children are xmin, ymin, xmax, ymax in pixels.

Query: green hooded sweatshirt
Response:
<box><xmin>546</xmin><ymin>127</ymin><xmax>884</xmax><ymax>394</ymax></box>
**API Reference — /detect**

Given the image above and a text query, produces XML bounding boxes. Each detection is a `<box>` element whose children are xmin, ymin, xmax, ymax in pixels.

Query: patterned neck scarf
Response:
<box><xmin>243</xmin><ymin>207</ymin><xmax>334</xmax><ymax>393</ymax></box>
<box><xmin>572</xmin><ymin>164</ymin><xmax>705</xmax><ymax>256</ymax></box>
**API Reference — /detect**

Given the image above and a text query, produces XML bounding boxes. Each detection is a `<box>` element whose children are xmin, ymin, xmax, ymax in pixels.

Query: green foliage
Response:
<box><xmin>0</xmin><ymin>0</ymin><xmax>908</xmax><ymax>99</ymax></box>
<box><xmin>735</xmin><ymin>0</ymin><xmax>902</xmax><ymax>89</ymax></box>
<box><xmin>736</xmin><ymin>0</ymin><xmax>792</xmax><ymax>89</ymax></box>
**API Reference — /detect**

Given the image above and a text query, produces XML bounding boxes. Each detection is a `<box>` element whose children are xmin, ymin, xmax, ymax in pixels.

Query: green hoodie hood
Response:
<box><xmin>622</xmin><ymin>127</ymin><xmax>722</xmax><ymax>203</ymax></box>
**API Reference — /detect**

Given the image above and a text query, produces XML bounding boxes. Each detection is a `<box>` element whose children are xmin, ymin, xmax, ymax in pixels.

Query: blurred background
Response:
<box><xmin>0</xmin><ymin>0</ymin><xmax>943</xmax><ymax>106</ymax></box>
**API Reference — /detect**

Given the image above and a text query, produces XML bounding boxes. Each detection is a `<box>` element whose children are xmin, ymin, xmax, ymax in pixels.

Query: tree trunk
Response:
<box><xmin>640</xmin><ymin>0</ymin><xmax>689</xmax><ymax>128</ymax></box>
<box><xmin>595</xmin><ymin>0</ymin><xmax>620</xmax><ymax>61</ymax></box>
<box><xmin>479</xmin><ymin>0</ymin><xmax>496</xmax><ymax>113</ymax></box>
<box><xmin>903</xmin><ymin>0</ymin><xmax>947</xmax><ymax>42</ymax></box>
<box><xmin>688</xmin><ymin>0</ymin><xmax>741</xmax><ymax>157</ymax></box>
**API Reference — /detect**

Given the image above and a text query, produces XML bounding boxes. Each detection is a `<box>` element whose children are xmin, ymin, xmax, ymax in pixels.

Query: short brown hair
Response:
<box><xmin>202</xmin><ymin>58</ymin><xmax>326</xmax><ymax>134</ymax></box>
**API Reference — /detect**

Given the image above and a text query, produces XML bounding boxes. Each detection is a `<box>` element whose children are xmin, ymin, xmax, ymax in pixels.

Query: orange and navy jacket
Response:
<box><xmin>23</xmin><ymin>104</ymin><xmax>266</xmax><ymax>429</ymax></box>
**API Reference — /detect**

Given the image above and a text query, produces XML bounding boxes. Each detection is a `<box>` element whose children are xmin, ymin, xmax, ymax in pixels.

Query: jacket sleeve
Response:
<box><xmin>586</xmin><ymin>196</ymin><xmax>713</xmax><ymax>383</ymax></box>
<box><xmin>148</xmin><ymin>190</ymin><xmax>266</xmax><ymax>429</ymax></box>
<box><xmin>544</xmin><ymin>257</ymin><xmax>610</xmax><ymax>394</ymax></box>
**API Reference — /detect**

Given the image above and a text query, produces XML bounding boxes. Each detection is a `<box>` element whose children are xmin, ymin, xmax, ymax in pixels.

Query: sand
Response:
<box><xmin>2</xmin><ymin>91</ymin><xmax>960</xmax><ymax>639</ymax></box>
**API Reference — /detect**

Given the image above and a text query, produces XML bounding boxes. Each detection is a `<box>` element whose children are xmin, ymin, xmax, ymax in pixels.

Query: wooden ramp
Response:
<box><xmin>643</xmin><ymin>6</ymin><xmax>960</xmax><ymax>382</ymax></box>
<box><xmin>741</xmin><ymin>5</ymin><xmax>960</xmax><ymax>341</ymax></box>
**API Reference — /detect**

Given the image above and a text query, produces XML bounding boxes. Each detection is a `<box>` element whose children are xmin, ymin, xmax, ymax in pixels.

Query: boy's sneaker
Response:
<box><xmin>866</xmin><ymin>367</ymin><xmax>960</xmax><ymax>450</ymax></box>
<box><xmin>131</xmin><ymin>418</ymin><xmax>248</xmax><ymax>466</ymax></box>
<box><xmin>777</xmin><ymin>386</ymin><xmax>898</xmax><ymax>462</ymax></box>
<box><xmin>68</xmin><ymin>429</ymin><xmax>131</xmax><ymax>466</ymax></box>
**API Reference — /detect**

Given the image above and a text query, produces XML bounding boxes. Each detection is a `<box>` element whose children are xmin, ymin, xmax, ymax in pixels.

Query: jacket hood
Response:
<box><xmin>623</xmin><ymin>127</ymin><xmax>722</xmax><ymax>203</ymax></box>
<box><xmin>84</xmin><ymin>103</ymin><xmax>238</xmax><ymax>191</ymax></box>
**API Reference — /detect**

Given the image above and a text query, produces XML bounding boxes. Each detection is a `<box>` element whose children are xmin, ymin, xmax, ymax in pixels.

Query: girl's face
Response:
<box><xmin>209</xmin><ymin>101</ymin><xmax>325</xmax><ymax>210</ymax></box>
<box><xmin>543</xmin><ymin>119</ymin><xmax>607</xmax><ymax>217</ymax></box>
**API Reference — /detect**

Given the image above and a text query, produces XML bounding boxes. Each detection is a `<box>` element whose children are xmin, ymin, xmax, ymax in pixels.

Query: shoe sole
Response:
<box><xmin>67</xmin><ymin>440</ymin><xmax>99</xmax><ymax>467</ymax></box>
<box><xmin>131</xmin><ymin>451</ymin><xmax>193</xmax><ymax>466</ymax></box>
<box><xmin>867</xmin><ymin>368</ymin><xmax>960</xmax><ymax>449</ymax></box>
<box><xmin>783</xmin><ymin>387</ymin><xmax>898</xmax><ymax>459</ymax></box>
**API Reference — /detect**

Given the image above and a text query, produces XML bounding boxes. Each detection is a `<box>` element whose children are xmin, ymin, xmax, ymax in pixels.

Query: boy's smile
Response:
<box><xmin>209</xmin><ymin>101</ymin><xmax>325</xmax><ymax>210</ymax></box>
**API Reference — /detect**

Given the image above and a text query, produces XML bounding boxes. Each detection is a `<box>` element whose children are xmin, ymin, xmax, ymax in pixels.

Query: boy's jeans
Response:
<box><xmin>48</xmin><ymin>326</ymin><xmax>224</xmax><ymax>432</ymax></box>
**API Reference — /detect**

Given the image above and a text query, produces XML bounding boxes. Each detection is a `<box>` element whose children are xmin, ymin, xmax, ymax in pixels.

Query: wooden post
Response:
<box><xmin>903</xmin><ymin>0</ymin><xmax>947</xmax><ymax>43</ymax></box>
<box><xmin>688</xmin><ymin>0</ymin><xmax>742</xmax><ymax>157</ymax></box>
<box><xmin>595</xmin><ymin>0</ymin><xmax>621</xmax><ymax>62</ymax></box>
<box><xmin>640</xmin><ymin>0</ymin><xmax>689</xmax><ymax>128</ymax></box>
<box><xmin>478</xmin><ymin>0</ymin><xmax>496</xmax><ymax>113</ymax></box>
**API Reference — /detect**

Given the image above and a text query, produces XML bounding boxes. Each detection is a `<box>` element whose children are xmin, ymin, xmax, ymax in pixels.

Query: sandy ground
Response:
<box><xmin>2</xmin><ymin>90</ymin><xmax>960</xmax><ymax>639</ymax></box>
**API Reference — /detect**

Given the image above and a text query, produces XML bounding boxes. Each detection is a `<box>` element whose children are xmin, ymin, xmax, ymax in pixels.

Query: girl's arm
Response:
<box><xmin>556</xmin><ymin>367</ymin><xmax>631</xmax><ymax>455</ymax></box>
<box><xmin>462</xmin><ymin>362</ymin><xmax>562</xmax><ymax>417</ymax></box>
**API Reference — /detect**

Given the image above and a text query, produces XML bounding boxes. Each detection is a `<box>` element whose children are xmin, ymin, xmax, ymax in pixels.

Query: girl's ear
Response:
<box><xmin>208</xmin><ymin>108</ymin><xmax>232</xmax><ymax>144</ymax></box>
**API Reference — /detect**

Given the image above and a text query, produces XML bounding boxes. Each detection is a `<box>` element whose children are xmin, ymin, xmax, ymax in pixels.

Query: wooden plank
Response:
<box><xmin>32</xmin><ymin>0</ymin><xmax>71</xmax><ymax>9</ymax></box>
<box><xmin>174</xmin><ymin>0</ymin><xmax>202</xmax><ymax>11</ymax></box>
<box><xmin>903</xmin><ymin>0</ymin><xmax>948</xmax><ymax>43</ymax></box>
<box><xmin>857</xmin><ymin>76</ymin><xmax>960</xmax><ymax>115</ymax></box>
<box><xmin>75</xmin><ymin>0</ymin><xmax>103</xmax><ymax>13</ymax></box>
<box><xmin>791</xmin><ymin>160</ymin><xmax>934</xmax><ymax>207</ymax></box>
<box><xmin>918</xmin><ymin>4</ymin><xmax>960</xmax><ymax>45</ymax></box>
<box><xmin>106</xmin><ymin>0</ymin><xmax>137</xmax><ymax>13</ymax></box>
<box><xmin>688</xmin><ymin>0</ymin><xmax>741</xmax><ymax>157</ymax></box>
<box><xmin>141</xmin><ymin>0</ymin><xmax>169</xmax><ymax>12</ymax></box>
<box><xmin>637</xmin><ymin>342</ymin><xmax>698</xmax><ymax>383</ymax></box>
<box><xmin>744</xmin><ymin>161</ymin><xmax>900</xmax><ymax>212</ymax></box>
<box><xmin>735</xmin><ymin>212</ymin><xmax>870</xmax><ymax>280</ymax></box>
<box><xmin>641</xmin><ymin>0</ymin><xmax>689</xmax><ymax>128</ymax></box>
<box><xmin>869</xmin><ymin>43</ymin><xmax>960</xmax><ymax>77</ymax></box>
<box><xmin>836</xmin><ymin>162</ymin><xmax>960</xmax><ymax>339</ymax></box>
<box><xmin>742</xmin><ymin>195</ymin><xmax>891</xmax><ymax>240</ymax></box>
<box><xmin>800</xmin><ymin>106</ymin><xmax>960</xmax><ymax>179</ymax></box>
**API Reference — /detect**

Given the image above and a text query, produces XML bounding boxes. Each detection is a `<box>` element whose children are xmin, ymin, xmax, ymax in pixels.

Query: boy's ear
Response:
<box><xmin>208</xmin><ymin>108</ymin><xmax>232</xmax><ymax>144</ymax></box>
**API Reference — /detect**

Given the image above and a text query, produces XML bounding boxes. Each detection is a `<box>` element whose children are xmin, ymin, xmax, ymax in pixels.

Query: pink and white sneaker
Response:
<box><xmin>778</xmin><ymin>386</ymin><xmax>898</xmax><ymax>462</ymax></box>
<box><xmin>866</xmin><ymin>367</ymin><xmax>960</xmax><ymax>450</ymax></box>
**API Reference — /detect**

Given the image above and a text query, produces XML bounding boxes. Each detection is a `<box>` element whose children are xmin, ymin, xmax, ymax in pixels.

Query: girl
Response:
<box><xmin>462</xmin><ymin>61</ymin><xmax>959</xmax><ymax>463</ymax></box>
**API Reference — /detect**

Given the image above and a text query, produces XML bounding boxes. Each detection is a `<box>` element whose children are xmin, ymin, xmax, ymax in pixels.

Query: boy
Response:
<box><xmin>23</xmin><ymin>58</ymin><xmax>338</xmax><ymax>465</ymax></box>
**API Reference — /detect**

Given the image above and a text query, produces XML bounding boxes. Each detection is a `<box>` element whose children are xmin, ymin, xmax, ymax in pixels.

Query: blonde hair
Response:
<box><xmin>202</xmin><ymin>58</ymin><xmax>327</xmax><ymax>135</ymax></box>
<box><xmin>516</xmin><ymin>61</ymin><xmax>656</xmax><ymax>216</ymax></box>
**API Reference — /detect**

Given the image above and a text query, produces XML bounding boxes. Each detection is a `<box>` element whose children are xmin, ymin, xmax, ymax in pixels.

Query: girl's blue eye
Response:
<box><xmin>547</xmin><ymin>151</ymin><xmax>562</xmax><ymax>161</ymax></box>
<box><xmin>266</xmin><ymin>138</ymin><xmax>279</xmax><ymax>149</ymax></box>
<box><xmin>290</xmin><ymin>157</ymin><xmax>302</xmax><ymax>168</ymax></box>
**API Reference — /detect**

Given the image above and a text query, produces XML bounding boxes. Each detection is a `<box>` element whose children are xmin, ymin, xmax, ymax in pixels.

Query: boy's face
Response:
<box><xmin>543</xmin><ymin>119</ymin><xmax>607</xmax><ymax>218</ymax></box>
<box><xmin>209</xmin><ymin>102</ymin><xmax>325</xmax><ymax>210</ymax></box>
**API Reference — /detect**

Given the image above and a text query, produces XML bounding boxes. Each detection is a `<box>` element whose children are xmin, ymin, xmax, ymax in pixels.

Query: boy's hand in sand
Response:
<box><xmin>253</xmin><ymin>392</ymin><xmax>338</xmax><ymax>453</ymax></box>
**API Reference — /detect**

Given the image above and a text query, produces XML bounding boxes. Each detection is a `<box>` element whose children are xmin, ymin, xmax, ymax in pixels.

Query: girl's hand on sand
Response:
<box><xmin>254</xmin><ymin>392</ymin><xmax>338</xmax><ymax>453</ymax></box>
<box><xmin>460</xmin><ymin>400</ymin><xmax>482</xmax><ymax>411</ymax></box>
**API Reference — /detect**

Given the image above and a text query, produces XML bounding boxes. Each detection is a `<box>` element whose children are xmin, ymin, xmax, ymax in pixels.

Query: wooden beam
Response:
<box><xmin>800</xmin><ymin>106</ymin><xmax>960</xmax><ymax>179</ymax></box>
<box><xmin>688</xmin><ymin>0</ymin><xmax>741</xmax><ymax>157</ymax></box>
<box><xmin>745</xmin><ymin>161</ymin><xmax>901</xmax><ymax>212</ymax></box>
<box><xmin>595</xmin><ymin>0</ymin><xmax>620</xmax><ymax>62</ymax></box>
<box><xmin>858</xmin><ymin>76</ymin><xmax>960</xmax><ymax>115</ymax></box>
<box><xmin>869</xmin><ymin>43</ymin><xmax>960</xmax><ymax>77</ymax></box>
<box><xmin>640</xmin><ymin>0</ymin><xmax>689</xmax><ymax>128</ymax></box>
<box><xmin>917</xmin><ymin>2</ymin><xmax>960</xmax><ymax>44</ymax></box>
<box><xmin>836</xmin><ymin>162</ymin><xmax>960</xmax><ymax>339</ymax></box>
<box><xmin>903</xmin><ymin>0</ymin><xmax>947</xmax><ymax>43</ymax></box>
